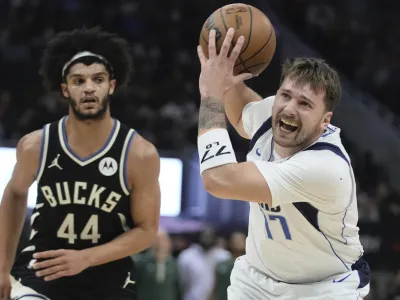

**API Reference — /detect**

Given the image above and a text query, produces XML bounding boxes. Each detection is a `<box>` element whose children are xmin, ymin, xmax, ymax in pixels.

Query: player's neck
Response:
<box><xmin>65</xmin><ymin>114</ymin><xmax>115</xmax><ymax>153</ymax></box>
<box><xmin>274</xmin><ymin>135</ymin><xmax>320</xmax><ymax>158</ymax></box>
<box><xmin>274</xmin><ymin>143</ymin><xmax>301</xmax><ymax>158</ymax></box>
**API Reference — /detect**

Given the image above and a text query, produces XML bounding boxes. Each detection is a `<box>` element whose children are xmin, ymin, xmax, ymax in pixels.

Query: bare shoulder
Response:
<box><xmin>9</xmin><ymin>129</ymin><xmax>43</xmax><ymax>193</ymax></box>
<box><xmin>17</xmin><ymin>129</ymin><xmax>43</xmax><ymax>161</ymax></box>
<box><xmin>128</xmin><ymin>133</ymin><xmax>159</xmax><ymax>162</ymax></box>
<box><xmin>126</xmin><ymin>133</ymin><xmax>160</xmax><ymax>186</ymax></box>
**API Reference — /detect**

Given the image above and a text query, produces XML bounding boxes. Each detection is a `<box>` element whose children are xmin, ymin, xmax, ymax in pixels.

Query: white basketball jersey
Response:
<box><xmin>242</xmin><ymin>96</ymin><xmax>364</xmax><ymax>284</ymax></box>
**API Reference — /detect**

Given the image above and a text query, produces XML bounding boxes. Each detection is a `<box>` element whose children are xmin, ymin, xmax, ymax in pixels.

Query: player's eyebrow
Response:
<box><xmin>281</xmin><ymin>88</ymin><xmax>316</xmax><ymax>105</ymax></box>
<box><xmin>299</xmin><ymin>94</ymin><xmax>315</xmax><ymax>105</ymax></box>
<box><xmin>69</xmin><ymin>72</ymin><xmax>108</xmax><ymax>78</ymax></box>
<box><xmin>91</xmin><ymin>72</ymin><xmax>108</xmax><ymax>77</ymax></box>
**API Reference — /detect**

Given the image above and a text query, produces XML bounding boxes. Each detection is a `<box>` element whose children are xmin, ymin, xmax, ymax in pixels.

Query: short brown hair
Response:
<box><xmin>280</xmin><ymin>58</ymin><xmax>341</xmax><ymax>111</ymax></box>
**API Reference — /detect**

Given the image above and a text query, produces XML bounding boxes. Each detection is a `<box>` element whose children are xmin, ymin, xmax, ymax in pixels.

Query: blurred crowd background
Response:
<box><xmin>1</xmin><ymin>0</ymin><xmax>400</xmax><ymax>300</ymax></box>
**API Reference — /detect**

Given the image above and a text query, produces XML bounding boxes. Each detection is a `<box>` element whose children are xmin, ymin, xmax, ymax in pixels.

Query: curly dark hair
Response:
<box><xmin>39</xmin><ymin>27</ymin><xmax>133</xmax><ymax>92</ymax></box>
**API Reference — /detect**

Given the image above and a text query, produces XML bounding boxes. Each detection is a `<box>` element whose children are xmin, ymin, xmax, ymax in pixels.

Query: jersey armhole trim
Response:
<box><xmin>248</xmin><ymin>117</ymin><xmax>272</xmax><ymax>152</ymax></box>
<box><xmin>119</xmin><ymin>129</ymin><xmax>137</xmax><ymax>195</ymax></box>
<box><xmin>35</xmin><ymin>124</ymin><xmax>50</xmax><ymax>183</ymax></box>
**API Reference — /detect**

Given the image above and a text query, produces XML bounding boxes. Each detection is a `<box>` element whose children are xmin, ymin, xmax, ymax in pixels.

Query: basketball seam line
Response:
<box><xmin>219</xmin><ymin>7</ymin><xmax>251</xmax><ymax>74</ymax></box>
<box><xmin>201</xmin><ymin>33</ymin><xmax>209</xmax><ymax>45</ymax></box>
<box><xmin>236</xmin><ymin>27</ymin><xmax>274</xmax><ymax>67</ymax></box>
<box><xmin>238</xmin><ymin>5</ymin><xmax>253</xmax><ymax>55</ymax></box>
<box><xmin>245</xmin><ymin>59</ymin><xmax>273</xmax><ymax>70</ymax></box>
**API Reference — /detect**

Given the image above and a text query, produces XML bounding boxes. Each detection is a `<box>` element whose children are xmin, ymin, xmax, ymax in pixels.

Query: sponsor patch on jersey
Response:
<box><xmin>99</xmin><ymin>157</ymin><xmax>118</xmax><ymax>176</ymax></box>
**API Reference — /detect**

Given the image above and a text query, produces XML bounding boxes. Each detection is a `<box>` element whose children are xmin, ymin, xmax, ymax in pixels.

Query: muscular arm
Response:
<box><xmin>0</xmin><ymin>131</ymin><xmax>41</xmax><ymax>272</ymax></box>
<box><xmin>202</xmin><ymin>162</ymin><xmax>272</xmax><ymax>206</ymax></box>
<box><xmin>202</xmin><ymin>152</ymin><xmax>351</xmax><ymax>211</ymax></box>
<box><xmin>223</xmin><ymin>82</ymin><xmax>262</xmax><ymax>139</ymax></box>
<box><xmin>84</xmin><ymin>134</ymin><xmax>161</xmax><ymax>267</ymax></box>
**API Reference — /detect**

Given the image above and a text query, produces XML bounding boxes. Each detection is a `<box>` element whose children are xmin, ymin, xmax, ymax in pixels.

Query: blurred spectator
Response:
<box><xmin>135</xmin><ymin>229</ymin><xmax>182</xmax><ymax>300</ymax></box>
<box><xmin>171</xmin><ymin>235</ymin><xmax>190</xmax><ymax>258</ymax></box>
<box><xmin>270</xmin><ymin>0</ymin><xmax>400</xmax><ymax>115</ymax></box>
<box><xmin>177</xmin><ymin>226</ymin><xmax>231</xmax><ymax>300</ymax></box>
<box><xmin>213</xmin><ymin>232</ymin><xmax>246</xmax><ymax>300</ymax></box>
<box><xmin>216</xmin><ymin>236</ymin><xmax>228</xmax><ymax>250</ymax></box>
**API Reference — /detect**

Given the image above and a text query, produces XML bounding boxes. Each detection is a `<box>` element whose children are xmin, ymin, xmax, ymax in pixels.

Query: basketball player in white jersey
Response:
<box><xmin>196</xmin><ymin>28</ymin><xmax>370</xmax><ymax>299</ymax></box>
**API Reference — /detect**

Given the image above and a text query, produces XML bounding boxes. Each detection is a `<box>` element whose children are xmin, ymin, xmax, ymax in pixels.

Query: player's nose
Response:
<box><xmin>282</xmin><ymin>100</ymin><xmax>297</xmax><ymax>115</ymax></box>
<box><xmin>83</xmin><ymin>79</ymin><xmax>96</xmax><ymax>93</ymax></box>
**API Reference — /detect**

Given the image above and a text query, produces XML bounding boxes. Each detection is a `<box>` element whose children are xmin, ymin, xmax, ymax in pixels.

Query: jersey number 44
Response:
<box><xmin>57</xmin><ymin>213</ymin><xmax>101</xmax><ymax>244</ymax></box>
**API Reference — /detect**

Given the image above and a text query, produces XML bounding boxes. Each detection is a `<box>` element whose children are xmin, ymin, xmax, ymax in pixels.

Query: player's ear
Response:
<box><xmin>322</xmin><ymin>111</ymin><xmax>333</xmax><ymax>128</ymax></box>
<box><xmin>61</xmin><ymin>83</ymin><xmax>69</xmax><ymax>98</ymax></box>
<box><xmin>109</xmin><ymin>79</ymin><xmax>117</xmax><ymax>95</ymax></box>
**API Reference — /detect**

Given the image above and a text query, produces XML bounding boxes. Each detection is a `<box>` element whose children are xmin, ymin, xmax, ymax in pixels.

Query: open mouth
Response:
<box><xmin>82</xmin><ymin>98</ymin><xmax>97</xmax><ymax>104</ymax></box>
<box><xmin>81</xmin><ymin>98</ymin><xmax>97</xmax><ymax>105</ymax></box>
<box><xmin>279</xmin><ymin>118</ymin><xmax>299</xmax><ymax>133</ymax></box>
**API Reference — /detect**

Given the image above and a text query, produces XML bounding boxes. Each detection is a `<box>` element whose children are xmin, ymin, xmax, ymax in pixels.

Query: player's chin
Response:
<box><xmin>75</xmin><ymin>108</ymin><xmax>103</xmax><ymax>120</ymax></box>
<box><xmin>78</xmin><ymin>109</ymin><xmax>98</xmax><ymax>117</ymax></box>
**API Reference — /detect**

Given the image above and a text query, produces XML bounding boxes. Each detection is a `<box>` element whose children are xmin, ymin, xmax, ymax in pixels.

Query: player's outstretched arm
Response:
<box><xmin>82</xmin><ymin>134</ymin><xmax>161</xmax><ymax>267</ymax></box>
<box><xmin>223</xmin><ymin>82</ymin><xmax>262</xmax><ymax>139</ymax></box>
<box><xmin>0</xmin><ymin>131</ymin><xmax>41</xmax><ymax>273</ymax></box>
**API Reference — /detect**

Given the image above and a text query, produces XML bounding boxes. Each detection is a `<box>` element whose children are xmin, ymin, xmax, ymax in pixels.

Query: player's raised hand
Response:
<box><xmin>32</xmin><ymin>249</ymin><xmax>91</xmax><ymax>281</ymax></box>
<box><xmin>0</xmin><ymin>272</ymin><xmax>11</xmax><ymax>300</ymax></box>
<box><xmin>197</xmin><ymin>28</ymin><xmax>252</xmax><ymax>100</ymax></box>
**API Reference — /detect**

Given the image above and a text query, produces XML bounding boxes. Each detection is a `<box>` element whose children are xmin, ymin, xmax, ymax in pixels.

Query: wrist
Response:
<box><xmin>80</xmin><ymin>249</ymin><xmax>94</xmax><ymax>268</ymax></box>
<box><xmin>200</xmin><ymin>92</ymin><xmax>224</xmax><ymax>102</ymax></box>
<box><xmin>0</xmin><ymin>260</ymin><xmax>12</xmax><ymax>274</ymax></box>
<box><xmin>0</xmin><ymin>266</ymin><xmax>10</xmax><ymax>274</ymax></box>
<box><xmin>197</xmin><ymin>129</ymin><xmax>237</xmax><ymax>175</ymax></box>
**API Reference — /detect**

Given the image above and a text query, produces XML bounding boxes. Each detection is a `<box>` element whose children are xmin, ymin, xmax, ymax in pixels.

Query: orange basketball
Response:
<box><xmin>199</xmin><ymin>3</ymin><xmax>276</xmax><ymax>76</ymax></box>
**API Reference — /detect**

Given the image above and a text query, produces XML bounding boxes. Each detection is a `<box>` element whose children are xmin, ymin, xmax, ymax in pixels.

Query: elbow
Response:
<box><xmin>202</xmin><ymin>170</ymin><xmax>226</xmax><ymax>199</ymax></box>
<box><xmin>202</xmin><ymin>170</ymin><xmax>216</xmax><ymax>193</ymax></box>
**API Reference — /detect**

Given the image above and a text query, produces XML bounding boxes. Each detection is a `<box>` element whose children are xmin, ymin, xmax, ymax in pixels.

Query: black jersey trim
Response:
<box><xmin>58</xmin><ymin>117</ymin><xmax>121</xmax><ymax>166</ymax></box>
<box><xmin>119</xmin><ymin>129</ymin><xmax>137</xmax><ymax>195</ymax></box>
<box><xmin>14</xmin><ymin>294</ymin><xmax>50</xmax><ymax>300</ymax></box>
<box><xmin>35</xmin><ymin>124</ymin><xmax>50</xmax><ymax>183</ymax></box>
<box><xmin>248</xmin><ymin>117</ymin><xmax>272</xmax><ymax>153</ymax></box>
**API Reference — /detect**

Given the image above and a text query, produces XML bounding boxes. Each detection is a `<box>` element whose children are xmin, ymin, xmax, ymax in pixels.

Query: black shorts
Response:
<box><xmin>11</xmin><ymin>252</ymin><xmax>136</xmax><ymax>300</ymax></box>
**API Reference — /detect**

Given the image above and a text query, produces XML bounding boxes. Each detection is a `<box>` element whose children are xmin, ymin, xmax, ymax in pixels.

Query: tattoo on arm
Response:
<box><xmin>198</xmin><ymin>97</ymin><xmax>226</xmax><ymax>132</ymax></box>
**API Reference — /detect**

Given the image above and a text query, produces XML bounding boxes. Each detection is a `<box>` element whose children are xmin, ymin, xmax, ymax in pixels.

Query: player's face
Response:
<box><xmin>272</xmin><ymin>78</ymin><xmax>332</xmax><ymax>150</ymax></box>
<box><xmin>61</xmin><ymin>63</ymin><xmax>116</xmax><ymax>120</ymax></box>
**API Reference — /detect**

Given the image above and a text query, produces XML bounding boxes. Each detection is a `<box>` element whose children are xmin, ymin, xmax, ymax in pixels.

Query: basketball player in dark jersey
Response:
<box><xmin>0</xmin><ymin>27</ymin><xmax>161</xmax><ymax>300</ymax></box>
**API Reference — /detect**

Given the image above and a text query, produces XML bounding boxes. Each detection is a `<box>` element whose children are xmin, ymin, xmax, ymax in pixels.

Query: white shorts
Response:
<box><xmin>10</xmin><ymin>275</ymin><xmax>50</xmax><ymax>300</ymax></box>
<box><xmin>228</xmin><ymin>257</ymin><xmax>370</xmax><ymax>300</ymax></box>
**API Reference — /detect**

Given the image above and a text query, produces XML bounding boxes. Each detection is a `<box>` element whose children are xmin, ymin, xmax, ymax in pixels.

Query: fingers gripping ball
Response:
<box><xmin>199</xmin><ymin>3</ymin><xmax>276</xmax><ymax>76</ymax></box>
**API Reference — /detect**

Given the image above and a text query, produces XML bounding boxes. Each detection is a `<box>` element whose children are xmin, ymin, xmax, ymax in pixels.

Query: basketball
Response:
<box><xmin>199</xmin><ymin>3</ymin><xmax>276</xmax><ymax>76</ymax></box>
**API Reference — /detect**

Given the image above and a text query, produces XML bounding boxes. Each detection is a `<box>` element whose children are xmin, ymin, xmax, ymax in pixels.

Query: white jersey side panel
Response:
<box><xmin>242</xmin><ymin>95</ymin><xmax>364</xmax><ymax>283</ymax></box>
